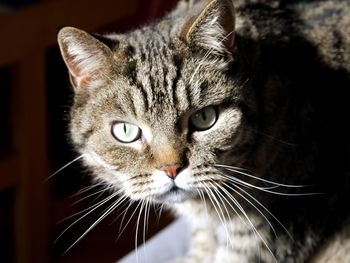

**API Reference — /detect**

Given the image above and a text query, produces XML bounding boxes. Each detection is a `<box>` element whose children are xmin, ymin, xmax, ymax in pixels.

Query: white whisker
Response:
<box><xmin>55</xmin><ymin>191</ymin><xmax>120</xmax><ymax>245</ymax></box>
<box><xmin>226</xmin><ymin>181</ymin><xmax>294</xmax><ymax>241</ymax></box>
<box><xmin>200</xmin><ymin>183</ymin><xmax>232</xmax><ymax>248</ymax></box>
<box><xmin>57</xmin><ymin>187</ymin><xmax>121</xmax><ymax>225</ymax></box>
<box><xmin>215</xmin><ymin>164</ymin><xmax>308</xmax><ymax>188</ymax></box>
<box><xmin>63</xmin><ymin>192</ymin><xmax>126</xmax><ymax>254</ymax></box>
<box><xmin>46</xmin><ymin>154</ymin><xmax>85</xmax><ymax>182</ymax></box>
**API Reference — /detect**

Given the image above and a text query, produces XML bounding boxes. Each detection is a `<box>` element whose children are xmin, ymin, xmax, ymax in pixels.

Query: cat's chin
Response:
<box><xmin>153</xmin><ymin>187</ymin><xmax>191</xmax><ymax>204</ymax></box>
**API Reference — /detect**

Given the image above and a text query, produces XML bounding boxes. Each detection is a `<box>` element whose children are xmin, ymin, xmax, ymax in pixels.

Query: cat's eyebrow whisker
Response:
<box><xmin>215</xmin><ymin>164</ymin><xmax>310</xmax><ymax>188</ymax></box>
<box><xmin>46</xmin><ymin>154</ymin><xmax>86</xmax><ymax>182</ymax></box>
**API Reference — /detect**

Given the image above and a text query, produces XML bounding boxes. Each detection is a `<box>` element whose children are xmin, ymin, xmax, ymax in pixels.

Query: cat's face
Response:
<box><xmin>58</xmin><ymin>0</ymin><xmax>254</xmax><ymax>204</ymax></box>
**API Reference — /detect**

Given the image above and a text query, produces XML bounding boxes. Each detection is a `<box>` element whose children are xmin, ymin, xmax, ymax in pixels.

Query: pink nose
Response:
<box><xmin>160</xmin><ymin>163</ymin><xmax>182</xmax><ymax>179</ymax></box>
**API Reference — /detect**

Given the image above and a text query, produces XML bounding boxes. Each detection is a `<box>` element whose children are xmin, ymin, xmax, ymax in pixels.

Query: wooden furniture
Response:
<box><xmin>0</xmin><ymin>1</ymin><xmax>139</xmax><ymax>262</ymax></box>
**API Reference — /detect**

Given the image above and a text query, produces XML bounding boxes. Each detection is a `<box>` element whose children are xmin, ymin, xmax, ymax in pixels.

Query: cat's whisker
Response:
<box><xmin>117</xmin><ymin>199</ymin><xmax>140</xmax><ymax>240</ymax></box>
<box><xmin>142</xmin><ymin>199</ymin><xmax>151</xmax><ymax>257</ymax></box>
<box><xmin>243</xmin><ymin>127</ymin><xmax>296</xmax><ymax>147</ymax></box>
<box><xmin>221</xmin><ymin>172</ymin><xmax>322</xmax><ymax>196</ymax></box>
<box><xmin>200</xmin><ymin>175</ymin><xmax>277</xmax><ymax>262</ymax></box>
<box><xmin>109</xmin><ymin>198</ymin><xmax>131</xmax><ymax>227</ymax></box>
<box><xmin>215</xmin><ymin>164</ymin><xmax>309</xmax><ymax>188</ymax></box>
<box><xmin>74</xmin><ymin>181</ymin><xmax>105</xmax><ymax>196</ymax></box>
<box><xmin>134</xmin><ymin>199</ymin><xmax>147</xmax><ymax>263</ymax></box>
<box><xmin>219</xmin><ymin>181</ymin><xmax>278</xmax><ymax>238</ymax></box>
<box><xmin>63</xmin><ymin>193</ymin><xmax>126</xmax><ymax>254</ymax></box>
<box><xmin>207</xmin><ymin>182</ymin><xmax>236</xmax><ymax>248</ymax></box>
<box><xmin>46</xmin><ymin>154</ymin><xmax>85</xmax><ymax>182</ymax></box>
<box><xmin>56</xmin><ymin>186</ymin><xmax>119</xmax><ymax>225</ymax></box>
<box><xmin>217</xmin><ymin>184</ymin><xmax>277</xmax><ymax>263</ymax></box>
<box><xmin>209</xmin><ymin>180</ymin><xmax>257</xmax><ymax>232</ymax></box>
<box><xmin>154</xmin><ymin>203</ymin><xmax>165</xmax><ymax>225</ymax></box>
<box><xmin>196</xmin><ymin>188</ymin><xmax>209</xmax><ymax>222</ymax></box>
<box><xmin>207</xmin><ymin>179</ymin><xmax>262</xmax><ymax>232</ymax></box>
<box><xmin>55</xmin><ymin>190</ymin><xmax>121</xmax><ymax>245</ymax></box>
<box><xmin>70</xmin><ymin>185</ymin><xmax>112</xmax><ymax>206</ymax></box>
<box><xmin>226</xmin><ymin>181</ymin><xmax>294</xmax><ymax>241</ymax></box>
<box><xmin>200</xmin><ymin>182</ymin><xmax>232</xmax><ymax>248</ymax></box>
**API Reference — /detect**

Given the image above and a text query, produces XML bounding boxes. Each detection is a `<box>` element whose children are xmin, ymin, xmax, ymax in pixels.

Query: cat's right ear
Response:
<box><xmin>57</xmin><ymin>27</ymin><xmax>114</xmax><ymax>92</ymax></box>
<box><xmin>180</xmin><ymin>0</ymin><xmax>235</xmax><ymax>67</ymax></box>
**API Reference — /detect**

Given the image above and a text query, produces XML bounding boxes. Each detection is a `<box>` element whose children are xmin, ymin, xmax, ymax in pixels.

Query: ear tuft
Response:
<box><xmin>57</xmin><ymin>27</ymin><xmax>114</xmax><ymax>92</ymax></box>
<box><xmin>180</xmin><ymin>0</ymin><xmax>235</xmax><ymax>65</ymax></box>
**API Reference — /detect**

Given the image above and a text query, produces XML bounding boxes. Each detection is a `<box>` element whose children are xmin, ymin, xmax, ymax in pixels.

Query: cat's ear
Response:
<box><xmin>180</xmin><ymin>0</ymin><xmax>235</xmax><ymax>64</ymax></box>
<box><xmin>57</xmin><ymin>27</ymin><xmax>114</xmax><ymax>92</ymax></box>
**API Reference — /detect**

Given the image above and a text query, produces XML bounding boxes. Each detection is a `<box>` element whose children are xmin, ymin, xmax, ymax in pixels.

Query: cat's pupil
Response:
<box><xmin>201</xmin><ymin>111</ymin><xmax>207</xmax><ymax>121</ymax></box>
<box><xmin>123</xmin><ymin>124</ymin><xmax>127</xmax><ymax>134</ymax></box>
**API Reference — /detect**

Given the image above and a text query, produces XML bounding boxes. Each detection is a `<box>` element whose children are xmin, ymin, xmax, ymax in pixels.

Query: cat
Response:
<box><xmin>57</xmin><ymin>0</ymin><xmax>350</xmax><ymax>262</ymax></box>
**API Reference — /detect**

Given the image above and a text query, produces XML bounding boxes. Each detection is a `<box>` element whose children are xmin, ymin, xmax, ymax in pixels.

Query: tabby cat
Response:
<box><xmin>57</xmin><ymin>0</ymin><xmax>350</xmax><ymax>262</ymax></box>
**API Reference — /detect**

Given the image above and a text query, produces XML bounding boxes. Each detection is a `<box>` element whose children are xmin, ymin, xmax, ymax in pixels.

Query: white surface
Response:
<box><xmin>118</xmin><ymin>217</ymin><xmax>191</xmax><ymax>263</ymax></box>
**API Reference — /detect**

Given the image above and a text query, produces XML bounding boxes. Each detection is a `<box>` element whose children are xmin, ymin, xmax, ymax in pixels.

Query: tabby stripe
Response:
<box><xmin>172</xmin><ymin>54</ymin><xmax>183</xmax><ymax>108</ymax></box>
<box><xmin>136</xmin><ymin>81</ymin><xmax>149</xmax><ymax>111</ymax></box>
<box><xmin>127</xmin><ymin>89</ymin><xmax>137</xmax><ymax>117</ymax></box>
<box><xmin>81</xmin><ymin>128</ymin><xmax>94</xmax><ymax>141</ymax></box>
<box><xmin>125</xmin><ymin>60</ymin><xmax>150</xmax><ymax>112</ymax></box>
<box><xmin>184</xmin><ymin>84</ymin><xmax>193</xmax><ymax>108</ymax></box>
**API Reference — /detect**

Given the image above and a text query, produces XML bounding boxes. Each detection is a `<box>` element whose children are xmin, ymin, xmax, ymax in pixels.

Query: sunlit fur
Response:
<box><xmin>57</xmin><ymin>0</ymin><xmax>350</xmax><ymax>262</ymax></box>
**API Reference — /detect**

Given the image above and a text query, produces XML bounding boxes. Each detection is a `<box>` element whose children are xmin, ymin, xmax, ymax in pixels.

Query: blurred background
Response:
<box><xmin>0</xmin><ymin>0</ymin><xmax>178</xmax><ymax>262</ymax></box>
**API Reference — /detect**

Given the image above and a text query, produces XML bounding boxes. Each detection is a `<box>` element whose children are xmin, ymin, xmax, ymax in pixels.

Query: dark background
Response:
<box><xmin>0</xmin><ymin>0</ymin><xmax>177</xmax><ymax>262</ymax></box>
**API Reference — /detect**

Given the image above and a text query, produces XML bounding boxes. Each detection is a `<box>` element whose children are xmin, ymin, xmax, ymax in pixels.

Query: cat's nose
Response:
<box><xmin>160</xmin><ymin>163</ymin><xmax>182</xmax><ymax>179</ymax></box>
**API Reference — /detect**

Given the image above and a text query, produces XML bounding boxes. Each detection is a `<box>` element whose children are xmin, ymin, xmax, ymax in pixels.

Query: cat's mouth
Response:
<box><xmin>153</xmin><ymin>185</ymin><xmax>190</xmax><ymax>203</ymax></box>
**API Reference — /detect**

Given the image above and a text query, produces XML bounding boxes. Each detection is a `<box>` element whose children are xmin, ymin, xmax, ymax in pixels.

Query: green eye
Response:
<box><xmin>190</xmin><ymin>106</ymin><xmax>217</xmax><ymax>131</ymax></box>
<box><xmin>111</xmin><ymin>122</ymin><xmax>141</xmax><ymax>143</ymax></box>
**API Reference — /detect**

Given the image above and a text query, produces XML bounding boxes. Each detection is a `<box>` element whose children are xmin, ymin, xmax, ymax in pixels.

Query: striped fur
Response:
<box><xmin>58</xmin><ymin>0</ymin><xmax>350</xmax><ymax>262</ymax></box>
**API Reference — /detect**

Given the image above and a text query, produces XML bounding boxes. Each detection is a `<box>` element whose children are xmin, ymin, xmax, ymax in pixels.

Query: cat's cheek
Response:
<box><xmin>84</xmin><ymin>149</ymin><xmax>115</xmax><ymax>170</ymax></box>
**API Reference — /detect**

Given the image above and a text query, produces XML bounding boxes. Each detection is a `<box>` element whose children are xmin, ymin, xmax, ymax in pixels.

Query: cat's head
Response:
<box><xmin>57</xmin><ymin>0</ymin><xmax>256</xmax><ymax>203</ymax></box>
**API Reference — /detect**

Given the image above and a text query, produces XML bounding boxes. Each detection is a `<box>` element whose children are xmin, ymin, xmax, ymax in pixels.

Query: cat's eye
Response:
<box><xmin>111</xmin><ymin>122</ymin><xmax>141</xmax><ymax>143</ymax></box>
<box><xmin>190</xmin><ymin>106</ymin><xmax>217</xmax><ymax>131</ymax></box>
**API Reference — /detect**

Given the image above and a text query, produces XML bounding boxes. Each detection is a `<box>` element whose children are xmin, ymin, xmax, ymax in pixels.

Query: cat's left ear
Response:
<box><xmin>57</xmin><ymin>27</ymin><xmax>115</xmax><ymax>92</ymax></box>
<box><xmin>180</xmin><ymin>0</ymin><xmax>235</xmax><ymax>65</ymax></box>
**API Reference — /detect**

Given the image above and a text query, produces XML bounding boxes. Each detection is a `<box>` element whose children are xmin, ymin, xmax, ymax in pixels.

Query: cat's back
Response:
<box><xmin>293</xmin><ymin>0</ymin><xmax>350</xmax><ymax>72</ymax></box>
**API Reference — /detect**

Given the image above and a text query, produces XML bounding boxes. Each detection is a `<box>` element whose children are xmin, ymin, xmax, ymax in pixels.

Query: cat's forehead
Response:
<box><xmin>107</xmin><ymin>30</ymin><xmax>188</xmax><ymax>116</ymax></box>
<box><xmin>98</xmin><ymin>24</ymin><xmax>237</xmax><ymax>131</ymax></box>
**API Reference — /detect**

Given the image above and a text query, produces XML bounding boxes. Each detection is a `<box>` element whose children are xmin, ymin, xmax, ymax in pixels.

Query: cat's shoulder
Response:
<box><xmin>309</xmin><ymin>221</ymin><xmax>350</xmax><ymax>263</ymax></box>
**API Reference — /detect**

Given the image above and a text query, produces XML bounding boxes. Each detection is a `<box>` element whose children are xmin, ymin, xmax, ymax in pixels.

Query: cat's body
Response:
<box><xmin>57</xmin><ymin>0</ymin><xmax>350</xmax><ymax>262</ymax></box>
